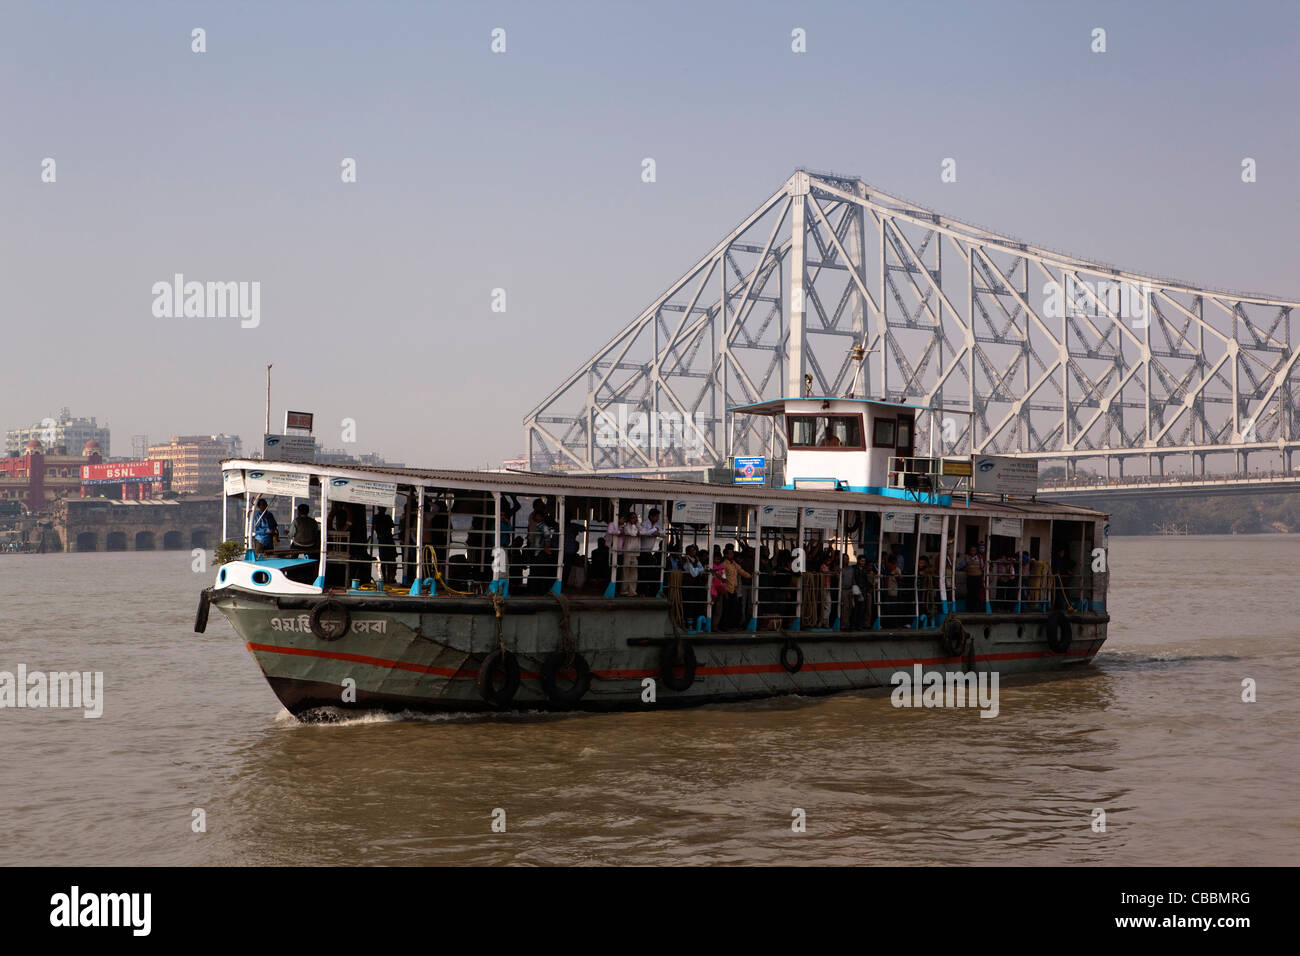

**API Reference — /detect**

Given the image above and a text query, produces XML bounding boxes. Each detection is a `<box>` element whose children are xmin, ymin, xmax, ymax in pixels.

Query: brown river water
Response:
<box><xmin>1</xmin><ymin>535</ymin><xmax>1297</xmax><ymax>866</ymax></box>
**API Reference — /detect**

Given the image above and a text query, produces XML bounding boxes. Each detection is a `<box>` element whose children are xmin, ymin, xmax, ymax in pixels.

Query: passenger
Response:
<box><xmin>530</xmin><ymin>534</ymin><xmax>557</xmax><ymax>594</ymax></box>
<box><xmin>527</xmin><ymin>498</ymin><xmax>549</xmax><ymax>549</ymax></box>
<box><xmin>371</xmin><ymin>506</ymin><xmax>396</xmax><ymax>585</ymax></box>
<box><xmin>508</xmin><ymin>535</ymin><xmax>527</xmax><ymax>594</ymax></box>
<box><xmin>562</xmin><ymin>520</ymin><xmax>584</xmax><ymax>590</ymax></box>
<box><xmin>891</xmin><ymin>541</ymin><xmax>908</xmax><ymax>575</ymax></box>
<box><xmin>916</xmin><ymin>556</ymin><xmax>938</xmax><ymax>624</ymax></box>
<box><xmin>325</xmin><ymin>502</ymin><xmax>351</xmax><ymax>587</ymax></box>
<box><xmin>681</xmin><ymin>544</ymin><xmax>706</xmax><ymax>627</ymax></box>
<box><xmin>881</xmin><ymin>555</ymin><xmax>903</xmax><ymax>627</ymax></box>
<box><xmin>288</xmin><ymin>503</ymin><xmax>319</xmax><ymax>559</ymax></box>
<box><xmin>849</xmin><ymin>554</ymin><xmax>875</xmax><ymax>629</ymax></box>
<box><xmin>1051</xmin><ymin>547</ymin><xmax>1075</xmax><ymax>609</ymax></box>
<box><xmin>589</xmin><ymin>535</ymin><xmax>611</xmax><ymax>593</ymax></box>
<box><xmin>818</xmin><ymin>549</ymin><xmax>834</xmax><ymax>627</ymax></box>
<box><xmin>638</xmin><ymin>507</ymin><xmax>664</xmax><ymax>596</ymax></box>
<box><xmin>963</xmin><ymin>544</ymin><xmax>986</xmax><ymax>611</ymax></box>
<box><xmin>617</xmin><ymin>511</ymin><xmax>640</xmax><ymax>596</ymax></box>
<box><xmin>818</xmin><ymin>432</ymin><xmax>842</xmax><ymax>447</ymax></box>
<box><xmin>720</xmin><ymin>545</ymin><xmax>753</xmax><ymax>631</ymax></box>
<box><xmin>499</xmin><ymin>494</ymin><xmax>522</xmax><ymax>547</ymax></box>
<box><xmin>347</xmin><ymin>503</ymin><xmax>372</xmax><ymax>586</ymax></box>
<box><xmin>251</xmin><ymin>498</ymin><xmax>278</xmax><ymax>555</ymax></box>
<box><xmin>709</xmin><ymin>550</ymin><xmax>727</xmax><ymax>630</ymax></box>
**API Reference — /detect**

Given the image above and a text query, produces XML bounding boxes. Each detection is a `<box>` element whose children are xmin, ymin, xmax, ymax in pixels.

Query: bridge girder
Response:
<box><xmin>524</xmin><ymin>170</ymin><xmax>1300</xmax><ymax>477</ymax></box>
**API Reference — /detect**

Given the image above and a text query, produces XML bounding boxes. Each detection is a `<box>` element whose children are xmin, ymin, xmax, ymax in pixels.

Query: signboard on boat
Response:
<box><xmin>262</xmin><ymin>433</ymin><xmax>316</xmax><ymax>462</ymax></box>
<box><xmin>671</xmin><ymin>498</ymin><xmax>714</xmax><ymax>524</ymax></box>
<box><xmin>971</xmin><ymin>455</ymin><xmax>1038</xmax><ymax>496</ymax></box>
<box><xmin>223</xmin><ymin>470</ymin><xmax>245</xmax><ymax>496</ymax></box>
<box><xmin>918</xmin><ymin>513</ymin><xmax>943</xmax><ymax>535</ymax></box>
<box><xmin>284</xmin><ymin>410</ymin><xmax>314</xmax><ymax>433</ymax></box>
<box><xmin>990</xmin><ymin>517</ymin><xmax>1023</xmax><ymax>538</ymax></box>
<box><xmin>801</xmin><ymin>507</ymin><xmax>838</xmax><ymax>530</ymax></box>
<box><xmin>881</xmin><ymin>511</ymin><xmax>914</xmax><ymax>533</ymax></box>
<box><xmin>327</xmin><ymin>477</ymin><xmax>397</xmax><ymax>510</ymax></box>
<box><xmin>759</xmin><ymin>504</ymin><xmax>799</xmax><ymax>526</ymax></box>
<box><xmin>733</xmin><ymin>456</ymin><xmax>766</xmax><ymax>485</ymax></box>
<box><xmin>245</xmin><ymin>470</ymin><xmax>311</xmax><ymax>498</ymax></box>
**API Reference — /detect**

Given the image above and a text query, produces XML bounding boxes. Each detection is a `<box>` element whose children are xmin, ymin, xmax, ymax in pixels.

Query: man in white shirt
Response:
<box><xmin>638</xmin><ymin>507</ymin><xmax>663</xmax><ymax>596</ymax></box>
<box><xmin>616</xmin><ymin>511</ymin><xmax>640</xmax><ymax>596</ymax></box>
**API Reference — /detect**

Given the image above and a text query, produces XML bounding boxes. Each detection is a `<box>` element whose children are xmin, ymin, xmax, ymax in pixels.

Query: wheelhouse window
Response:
<box><xmin>873</xmin><ymin>417</ymin><xmax>896</xmax><ymax>447</ymax></box>
<box><xmin>787</xmin><ymin>414</ymin><xmax>864</xmax><ymax>450</ymax></box>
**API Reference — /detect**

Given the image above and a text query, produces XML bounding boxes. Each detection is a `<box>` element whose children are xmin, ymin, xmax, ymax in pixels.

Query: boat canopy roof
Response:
<box><xmin>221</xmin><ymin>458</ymin><xmax>1106</xmax><ymax>522</ymax></box>
<box><xmin>729</xmin><ymin>396</ymin><xmax>930</xmax><ymax>417</ymax></box>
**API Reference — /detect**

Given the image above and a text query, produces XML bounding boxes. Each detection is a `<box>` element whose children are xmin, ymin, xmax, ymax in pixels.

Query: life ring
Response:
<box><xmin>941</xmin><ymin>616</ymin><xmax>966</xmax><ymax>657</ymax></box>
<box><xmin>658</xmin><ymin>640</ymin><xmax>696</xmax><ymax>692</ymax></box>
<box><xmin>309</xmin><ymin>600</ymin><xmax>351</xmax><ymax>641</ymax></box>
<box><xmin>194</xmin><ymin>589</ymin><xmax>211</xmax><ymax>634</ymax></box>
<box><xmin>540</xmin><ymin>651</ymin><xmax>591</xmax><ymax>706</ymax></box>
<box><xmin>478</xmin><ymin>649</ymin><xmax>520</xmax><ymax>706</ymax></box>
<box><xmin>1046</xmin><ymin>610</ymin><xmax>1072</xmax><ymax>654</ymax></box>
<box><xmin>779</xmin><ymin>639</ymin><xmax>804</xmax><ymax>674</ymax></box>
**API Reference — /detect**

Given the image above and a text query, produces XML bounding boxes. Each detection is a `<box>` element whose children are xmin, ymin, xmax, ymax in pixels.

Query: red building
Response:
<box><xmin>0</xmin><ymin>440</ymin><xmax>170</xmax><ymax>513</ymax></box>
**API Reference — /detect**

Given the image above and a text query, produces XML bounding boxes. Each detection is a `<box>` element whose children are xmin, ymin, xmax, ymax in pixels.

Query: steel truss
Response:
<box><xmin>525</xmin><ymin>170</ymin><xmax>1300</xmax><ymax>479</ymax></box>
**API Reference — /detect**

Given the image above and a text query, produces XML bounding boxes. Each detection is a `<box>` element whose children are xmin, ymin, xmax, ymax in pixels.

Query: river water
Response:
<box><xmin>0</xmin><ymin>535</ymin><xmax>1296</xmax><ymax>866</ymax></box>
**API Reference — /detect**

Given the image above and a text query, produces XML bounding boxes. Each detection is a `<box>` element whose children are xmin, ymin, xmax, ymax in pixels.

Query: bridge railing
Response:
<box><xmin>1041</xmin><ymin>470</ymin><xmax>1298</xmax><ymax>490</ymax></box>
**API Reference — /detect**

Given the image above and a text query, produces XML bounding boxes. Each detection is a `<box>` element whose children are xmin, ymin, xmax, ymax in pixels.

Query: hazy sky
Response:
<box><xmin>3</xmin><ymin>0</ymin><xmax>1297</xmax><ymax>468</ymax></box>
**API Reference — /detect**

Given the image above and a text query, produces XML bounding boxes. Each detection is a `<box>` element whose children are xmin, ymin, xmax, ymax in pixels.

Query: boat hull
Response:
<box><xmin>208</xmin><ymin>588</ymin><xmax>1108</xmax><ymax>718</ymax></box>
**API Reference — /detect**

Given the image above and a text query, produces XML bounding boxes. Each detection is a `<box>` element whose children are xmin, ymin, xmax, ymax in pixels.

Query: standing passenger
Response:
<box><xmin>371</xmin><ymin>506</ymin><xmax>396</xmax><ymax>585</ymax></box>
<box><xmin>251</xmin><ymin>498</ymin><xmax>278</xmax><ymax>555</ymax></box>
<box><xmin>638</xmin><ymin>507</ymin><xmax>664</xmax><ymax>596</ymax></box>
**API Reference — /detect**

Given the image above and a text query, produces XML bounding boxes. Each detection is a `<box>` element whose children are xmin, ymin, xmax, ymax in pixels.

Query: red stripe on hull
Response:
<box><xmin>247</xmin><ymin>640</ymin><xmax>1101</xmax><ymax>680</ymax></box>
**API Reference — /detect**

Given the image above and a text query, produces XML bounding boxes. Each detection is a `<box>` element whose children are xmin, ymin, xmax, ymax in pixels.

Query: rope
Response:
<box><xmin>1050</xmin><ymin>573</ymin><xmax>1074</xmax><ymax>610</ymax></box>
<box><xmin>423</xmin><ymin>544</ymin><xmax>475</xmax><ymax>596</ymax></box>
<box><xmin>665</xmin><ymin>569</ymin><xmax>685</xmax><ymax>630</ymax></box>
<box><xmin>547</xmin><ymin>590</ymin><xmax>577</xmax><ymax>666</ymax></box>
<box><xmin>491</xmin><ymin>590</ymin><xmax>506</xmax><ymax>653</ymax></box>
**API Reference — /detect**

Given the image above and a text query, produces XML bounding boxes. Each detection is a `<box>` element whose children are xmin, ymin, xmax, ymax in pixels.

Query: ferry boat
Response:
<box><xmin>195</xmin><ymin>397</ymin><xmax>1110</xmax><ymax>718</ymax></box>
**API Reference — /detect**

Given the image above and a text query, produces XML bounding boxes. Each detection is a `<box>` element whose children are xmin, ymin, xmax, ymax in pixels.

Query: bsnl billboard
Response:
<box><xmin>80</xmin><ymin>460</ymin><xmax>169</xmax><ymax>485</ymax></box>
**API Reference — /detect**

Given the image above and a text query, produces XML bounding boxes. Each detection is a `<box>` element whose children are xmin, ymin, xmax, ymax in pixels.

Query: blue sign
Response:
<box><xmin>733</xmin><ymin>456</ymin><xmax>766</xmax><ymax>485</ymax></box>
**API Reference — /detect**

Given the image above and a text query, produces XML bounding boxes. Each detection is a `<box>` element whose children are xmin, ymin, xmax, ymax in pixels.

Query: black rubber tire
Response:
<box><xmin>1046</xmin><ymin>610</ymin><xmax>1072</xmax><ymax>654</ymax></box>
<box><xmin>941</xmin><ymin>616</ymin><xmax>966</xmax><ymax>657</ymax></box>
<box><xmin>478</xmin><ymin>649</ymin><xmax>521</xmax><ymax>706</ymax></box>
<box><xmin>194</xmin><ymin>589</ymin><xmax>211</xmax><ymax>634</ymax></box>
<box><xmin>540</xmin><ymin>651</ymin><xmax>591</xmax><ymax>706</ymax></box>
<box><xmin>309</xmin><ymin>600</ymin><xmax>351</xmax><ymax>641</ymax></box>
<box><xmin>659</xmin><ymin>640</ymin><xmax>697</xmax><ymax>692</ymax></box>
<box><xmin>779</xmin><ymin>639</ymin><xmax>804</xmax><ymax>674</ymax></box>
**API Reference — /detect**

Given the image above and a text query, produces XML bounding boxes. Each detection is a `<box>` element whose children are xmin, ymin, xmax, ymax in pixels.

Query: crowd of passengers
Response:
<box><xmin>247</xmin><ymin>494</ymin><xmax>1080</xmax><ymax>624</ymax></box>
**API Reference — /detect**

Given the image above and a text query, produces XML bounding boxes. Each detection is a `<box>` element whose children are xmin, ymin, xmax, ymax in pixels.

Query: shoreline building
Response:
<box><xmin>6</xmin><ymin>408</ymin><xmax>110</xmax><ymax>458</ymax></box>
<box><xmin>148</xmin><ymin>435</ymin><xmax>241</xmax><ymax>494</ymax></box>
<box><xmin>0</xmin><ymin>440</ymin><xmax>104</xmax><ymax>511</ymax></box>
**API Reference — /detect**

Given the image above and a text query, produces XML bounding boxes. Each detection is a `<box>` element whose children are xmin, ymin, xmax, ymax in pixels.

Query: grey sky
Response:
<box><xmin>2</xmin><ymin>0</ymin><xmax>1296</xmax><ymax>467</ymax></box>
